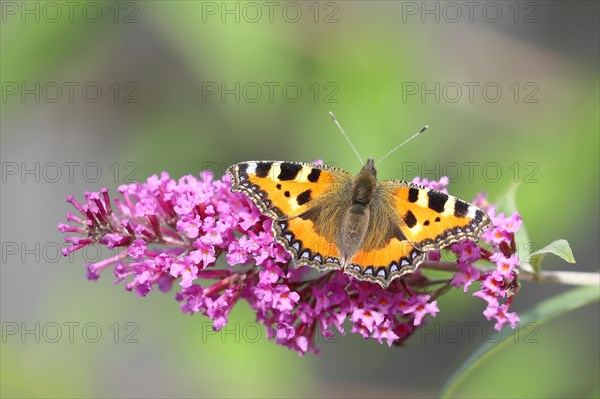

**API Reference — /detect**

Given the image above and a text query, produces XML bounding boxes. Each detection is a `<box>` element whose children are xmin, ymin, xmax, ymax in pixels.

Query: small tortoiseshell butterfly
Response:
<box><xmin>227</xmin><ymin>115</ymin><xmax>491</xmax><ymax>288</ymax></box>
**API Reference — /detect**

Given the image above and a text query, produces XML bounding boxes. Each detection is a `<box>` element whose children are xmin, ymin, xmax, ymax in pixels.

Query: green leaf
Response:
<box><xmin>439</xmin><ymin>286</ymin><xmax>600</xmax><ymax>398</ymax></box>
<box><xmin>495</xmin><ymin>186</ymin><xmax>576</xmax><ymax>277</ymax></box>
<box><xmin>528</xmin><ymin>239</ymin><xmax>576</xmax><ymax>275</ymax></box>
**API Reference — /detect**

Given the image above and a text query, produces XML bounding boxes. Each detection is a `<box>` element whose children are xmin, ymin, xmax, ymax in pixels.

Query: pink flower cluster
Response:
<box><xmin>412</xmin><ymin>176</ymin><xmax>449</xmax><ymax>193</ymax></box>
<box><xmin>450</xmin><ymin>197</ymin><xmax>522</xmax><ymax>330</ymax></box>
<box><xmin>59</xmin><ymin>170</ymin><xmax>521</xmax><ymax>354</ymax></box>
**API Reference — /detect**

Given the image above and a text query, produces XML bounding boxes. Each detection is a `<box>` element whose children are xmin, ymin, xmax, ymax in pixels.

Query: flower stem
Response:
<box><xmin>420</xmin><ymin>261</ymin><xmax>600</xmax><ymax>286</ymax></box>
<box><xmin>524</xmin><ymin>270</ymin><xmax>600</xmax><ymax>286</ymax></box>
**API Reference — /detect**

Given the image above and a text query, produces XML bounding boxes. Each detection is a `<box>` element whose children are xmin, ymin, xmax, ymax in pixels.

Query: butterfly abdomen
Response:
<box><xmin>340</xmin><ymin>203</ymin><xmax>371</xmax><ymax>264</ymax></box>
<box><xmin>339</xmin><ymin>162</ymin><xmax>378</xmax><ymax>263</ymax></box>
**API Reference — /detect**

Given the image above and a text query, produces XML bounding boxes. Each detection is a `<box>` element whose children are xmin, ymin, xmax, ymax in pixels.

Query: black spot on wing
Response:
<box><xmin>307</xmin><ymin>168</ymin><xmax>321</xmax><ymax>182</ymax></box>
<box><xmin>256</xmin><ymin>162</ymin><xmax>272</xmax><ymax>178</ymax></box>
<box><xmin>237</xmin><ymin>163</ymin><xmax>248</xmax><ymax>178</ymax></box>
<box><xmin>405</xmin><ymin>210</ymin><xmax>417</xmax><ymax>228</ymax></box>
<box><xmin>428</xmin><ymin>191</ymin><xmax>448</xmax><ymax>213</ymax></box>
<box><xmin>284</xmin><ymin>191</ymin><xmax>290</xmax><ymax>198</ymax></box>
<box><xmin>278</xmin><ymin>163</ymin><xmax>303</xmax><ymax>181</ymax></box>
<box><xmin>297</xmin><ymin>189</ymin><xmax>312</xmax><ymax>206</ymax></box>
<box><xmin>408</xmin><ymin>188</ymin><xmax>419</xmax><ymax>203</ymax></box>
<box><xmin>475</xmin><ymin>209</ymin><xmax>484</xmax><ymax>222</ymax></box>
<box><xmin>454</xmin><ymin>200</ymin><xmax>469</xmax><ymax>218</ymax></box>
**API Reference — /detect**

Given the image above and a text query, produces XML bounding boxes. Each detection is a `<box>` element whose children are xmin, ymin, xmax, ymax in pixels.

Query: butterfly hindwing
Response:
<box><xmin>273</xmin><ymin>218</ymin><xmax>342</xmax><ymax>271</ymax></box>
<box><xmin>346</xmin><ymin>238</ymin><xmax>425</xmax><ymax>288</ymax></box>
<box><xmin>340</xmin><ymin>188</ymin><xmax>428</xmax><ymax>288</ymax></box>
<box><xmin>385</xmin><ymin>181</ymin><xmax>491</xmax><ymax>251</ymax></box>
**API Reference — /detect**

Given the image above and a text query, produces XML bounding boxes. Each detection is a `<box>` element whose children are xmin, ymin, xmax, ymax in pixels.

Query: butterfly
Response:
<box><xmin>227</xmin><ymin>158</ymin><xmax>491</xmax><ymax>288</ymax></box>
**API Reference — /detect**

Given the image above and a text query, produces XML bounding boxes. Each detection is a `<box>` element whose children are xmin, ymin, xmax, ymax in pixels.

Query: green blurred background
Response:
<box><xmin>1</xmin><ymin>1</ymin><xmax>598</xmax><ymax>397</ymax></box>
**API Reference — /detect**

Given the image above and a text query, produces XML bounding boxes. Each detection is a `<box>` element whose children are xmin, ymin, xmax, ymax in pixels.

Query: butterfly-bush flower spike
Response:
<box><xmin>447</xmin><ymin>196</ymin><xmax>522</xmax><ymax>329</ymax></box>
<box><xmin>60</xmin><ymin>171</ymin><xmax>520</xmax><ymax>354</ymax></box>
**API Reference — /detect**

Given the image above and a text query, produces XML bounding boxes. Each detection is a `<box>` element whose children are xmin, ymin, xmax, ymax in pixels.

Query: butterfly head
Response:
<box><xmin>353</xmin><ymin>158</ymin><xmax>377</xmax><ymax>205</ymax></box>
<box><xmin>360</xmin><ymin>158</ymin><xmax>377</xmax><ymax>178</ymax></box>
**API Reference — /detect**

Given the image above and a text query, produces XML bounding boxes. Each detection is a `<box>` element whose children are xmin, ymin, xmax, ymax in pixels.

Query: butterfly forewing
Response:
<box><xmin>227</xmin><ymin>161</ymin><xmax>351</xmax><ymax>220</ymax></box>
<box><xmin>385</xmin><ymin>181</ymin><xmax>491</xmax><ymax>251</ymax></box>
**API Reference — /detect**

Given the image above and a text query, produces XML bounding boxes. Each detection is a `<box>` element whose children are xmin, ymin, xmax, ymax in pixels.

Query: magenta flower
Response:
<box><xmin>59</xmin><ymin>170</ymin><xmax>523</xmax><ymax>354</ymax></box>
<box><xmin>482</xmin><ymin>273</ymin><xmax>506</xmax><ymax>296</ymax></box>
<box><xmin>169</xmin><ymin>260</ymin><xmax>199</xmax><ymax>288</ymax></box>
<box><xmin>473</xmin><ymin>288</ymin><xmax>500</xmax><ymax>309</ymax></box>
<box><xmin>451</xmin><ymin>263</ymin><xmax>481</xmax><ymax>293</ymax></box>
<box><xmin>176</xmin><ymin>214</ymin><xmax>202</xmax><ymax>239</ymax></box>
<box><xmin>491</xmin><ymin>304</ymin><xmax>520</xmax><ymax>330</ymax></box>
<box><xmin>490</xmin><ymin>252</ymin><xmax>519</xmax><ymax>278</ymax></box>
<box><xmin>127</xmin><ymin>238</ymin><xmax>147</xmax><ymax>260</ymax></box>
<box><xmin>372</xmin><ymin>319</ymin><xmax>400</xmax><ymax>346</ymax></box>
<box><xmin>412</xmin><ymin>176</ymin><xmax>449</xmax><ymax>193</ymax></box>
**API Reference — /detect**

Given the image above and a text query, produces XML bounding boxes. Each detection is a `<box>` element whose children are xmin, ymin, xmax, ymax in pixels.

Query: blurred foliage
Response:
<box><xmin>441</xmin><ymin>286</ymin><xmax>600</xmax><ymax>398</ymax></box>
<box><xmin>1</xmin><ymin>1</ymin><xmax>598</xmax><ymax>398</ymax></box>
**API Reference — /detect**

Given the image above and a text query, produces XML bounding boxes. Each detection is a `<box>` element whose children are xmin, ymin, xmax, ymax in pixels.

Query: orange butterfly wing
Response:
<box><xmin>346</xmin><ymin>238</ymin><xmax>425</xmax><ymax>288</ymax></box>
<box><xmin>344</xmin><ymin>180</ymin><xmax>490</xmax><ymax>287</ymax></box>
<box><xmin>227</xmin><ymin>161</ymin><xmax>350</xmax><ymax>271</ymax></box>
<box><xmin>227</xmin><ymin>161</ymin><xmax>350</xmax><ymax>219</ymax></box>
<box><xmin>272</xmin><ymin>217</ymin><xmax>342</xmax><ymax>272</ymax></box>
<box><xmin>386</xmin><ymin>181</ymin><xmax>491</xmax><ymax>251</ymax></box>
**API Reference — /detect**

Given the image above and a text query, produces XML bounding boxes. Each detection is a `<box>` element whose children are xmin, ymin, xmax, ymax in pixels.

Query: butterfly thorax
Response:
<box><xmin>340</xmin><ymin>158</ymin><xmax>378</xmax><ymax>264</ymax></box>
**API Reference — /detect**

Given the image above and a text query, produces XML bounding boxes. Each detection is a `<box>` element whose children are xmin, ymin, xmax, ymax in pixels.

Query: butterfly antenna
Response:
<box><xmin>329</xmin><ymin>111</ymin><xmax>364</xmax><ymax>165</ymax></box>
<box><xmin>376</xmin><ymin>125</ymin><xmax>429</xmax><ymax>165</ymax></box>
